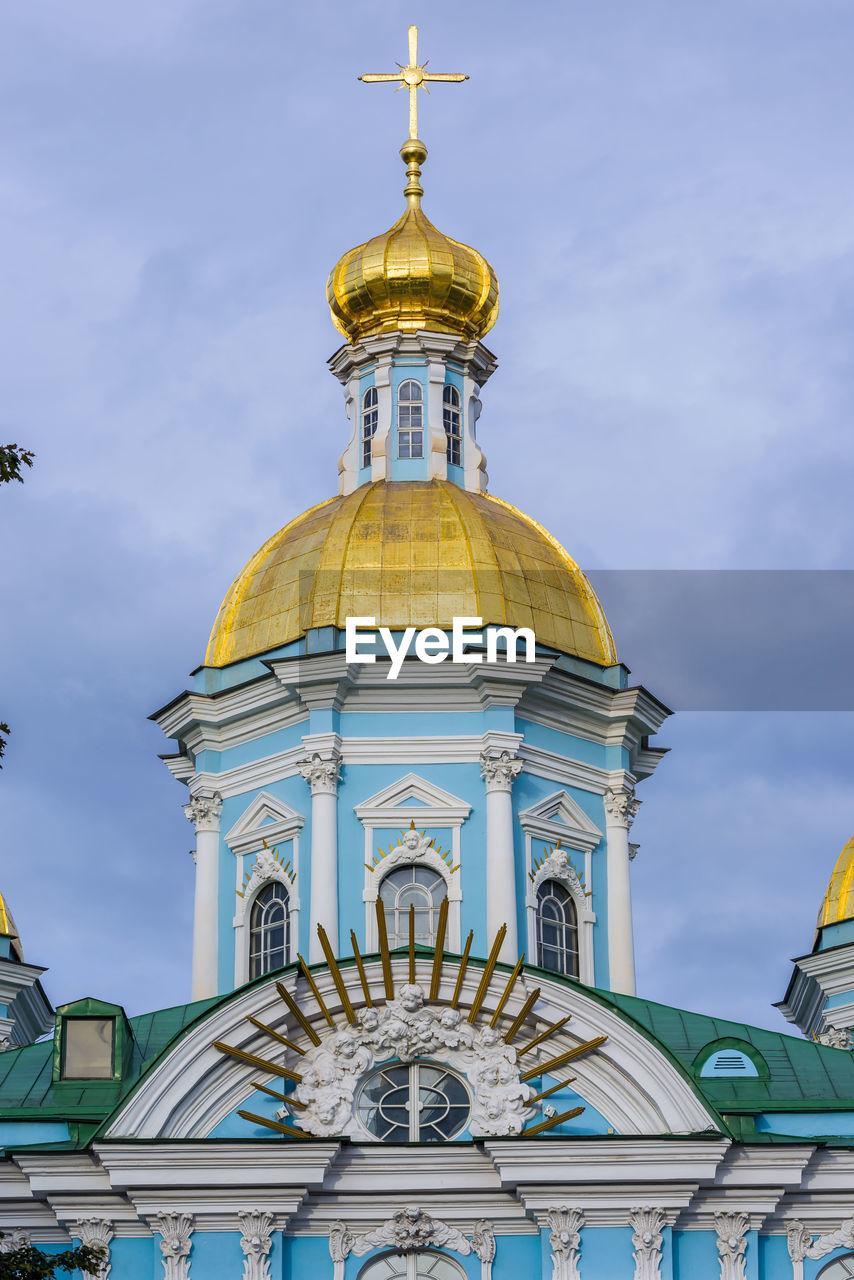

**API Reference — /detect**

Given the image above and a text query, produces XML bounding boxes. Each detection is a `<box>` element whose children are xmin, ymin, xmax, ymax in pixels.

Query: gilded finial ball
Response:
<box><xmin>399</xmin><ymin>138</ymin><xmax>428</xmax><ymax>166</ymax></box>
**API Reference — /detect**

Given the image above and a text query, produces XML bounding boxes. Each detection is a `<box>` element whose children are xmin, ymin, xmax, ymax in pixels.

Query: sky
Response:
<box><xmin>0</xmin><ymin>0</ymin><xmax>852</xmax><ymax>1032</ymax></box>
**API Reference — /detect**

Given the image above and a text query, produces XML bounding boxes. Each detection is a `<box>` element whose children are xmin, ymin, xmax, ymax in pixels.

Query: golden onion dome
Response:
<box><xmin>206</xmin><ymin>481</ymin><xmax>616</xmax><ymax>669</ymax></box>
<box><xmin>327</xmin><ymin>140</ymin><xmax>498</xmax><ymax>343</ymax></box>
<box><xmin>817</xmin><ymin>834</ymin><xmax>854</xmax><ymax>929</ymax></box>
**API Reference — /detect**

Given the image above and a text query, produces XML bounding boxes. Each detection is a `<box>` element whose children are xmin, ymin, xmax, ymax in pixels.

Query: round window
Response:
<box><xmin>356</xmin><ymin>1061</ymin><xmax>471</xmax><ymax>1142</ymax></box>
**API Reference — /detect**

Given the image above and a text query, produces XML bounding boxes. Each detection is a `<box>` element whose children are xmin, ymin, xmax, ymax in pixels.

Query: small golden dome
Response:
<box><xmin>817</xmin><ymin>834</ymin><xmax>854</xmax><ymax>929</ymax></box>
<box><xmin>327</xmin><ymin>140</ymin><xmax>498</xmax><ymax>343</ymax></box>
<box><xmin>0</xmin><ymin>890</ymin><xmax>23</xmax><ymax>962</ymax></box>
<box><xmin>206</xmin><ymin>481</ymin><xmax>616</xmax><ymax>669</ymax></box>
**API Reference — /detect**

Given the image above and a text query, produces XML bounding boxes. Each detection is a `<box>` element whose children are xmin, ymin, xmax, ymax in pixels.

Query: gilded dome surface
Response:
<box><xmin>206</xmin><ymin>481</ymin><xmax>616</xmax><ymax>669</ymax></box>
<box><xmin>817</xmin><ymin>834</ymin><xmax>854</xmax><ymax>929</ymax></box>
<box><xmin>327</xmin><ymin>141</ymin><xmax>498</xmax><ymax>343</ymax></box>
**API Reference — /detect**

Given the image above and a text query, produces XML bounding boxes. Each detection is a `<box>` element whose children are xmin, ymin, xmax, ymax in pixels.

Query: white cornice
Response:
<box><xmin>189</xmin><ymin>734</ymin><xmax>611</xmax><ymax>801</ymax></box>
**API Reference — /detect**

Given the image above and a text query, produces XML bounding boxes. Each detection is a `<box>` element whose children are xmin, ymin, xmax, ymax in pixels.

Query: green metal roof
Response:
<box><xmin>1</xmin><ymin>960</ymin><xmax>853</xmax><ymax>1150</ymax></box>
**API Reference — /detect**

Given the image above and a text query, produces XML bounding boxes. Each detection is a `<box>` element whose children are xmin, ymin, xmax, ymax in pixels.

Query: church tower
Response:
<box><xmin>154</xmin><ymin>28</ymin><xmax>669</xmax><ymax>1007</ymax></box>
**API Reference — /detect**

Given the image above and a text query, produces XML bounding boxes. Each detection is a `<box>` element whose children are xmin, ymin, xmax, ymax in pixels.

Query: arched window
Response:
<box><xmin>356</xmin><ymin>1061</ymin><xmax>471</xmax><ymax>1142</ymax></box>
<box><xmin>358</xmin><ymin>1250</ymin><xmax>466</xmax><ymax>1280</ymax></box>
<box><xmin>818</xmin><ymin>1258</ymin><xmax>854</xmax><ymax>1278</ymax></box>
<box><xmin>536</xmin><ymin>880</ymin><xmax>579</xmax><ymax>977</ymax></box>
<box><xmin>442</xmin><ymin>384</ymin><xmax>462</xmax><ymax>465</ymax></box>
<box><xmin>249</xmin><ymin>883</ymin><xmax>290</xmax><ymax>978</ymax></box>
<box><xmin>379</xmin><ymin>865</ymin><xmax>446</xmax><ymax>948</ymax></box>
<box><xmin>362</xmin><ymin>386</ymin><xmax>378</xmax><ymax>468</ymax></box>
<box><xmin>397</xmin><ymin>379</ymin><xmax>423</xmax><ymax>458</ymax></box>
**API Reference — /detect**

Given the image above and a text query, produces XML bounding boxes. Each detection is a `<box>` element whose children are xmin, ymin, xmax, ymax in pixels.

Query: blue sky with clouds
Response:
<box><xmin>1</xmin><ymin>0</ymin><xmax>852</xmax><ymax>1030</ymax></box>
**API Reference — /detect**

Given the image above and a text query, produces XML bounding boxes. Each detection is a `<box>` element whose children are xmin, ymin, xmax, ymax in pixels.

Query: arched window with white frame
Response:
<box><xmin>397</xmin><ymin>379</ymin><xmax>423</xmax><ymax>458</ymax></box>
<box><xmin>443</xmin><ymin>384</ymin><xmax>462</xmax><ymax>466</ymax></box>
<box><xmin>358</xmin><ymin>1251</ymin><xmax>466</xmax><ymax>1280</ymax></box>
<box><xmin>249</xmin><ymin>882</ymin><xmax>290</xmax><ymax>978</ymax></box>
<box><xmin>361</xmin><ymin>386</ymin><xmax>378</xmax><ymax>468</ymax></box>
<box><xmin>818</xmin><ymin>1256</ymin><xmax>854</xmax><ymax>1278</ymax></box>
<box><xmin>536</xmin><ymin>880</ymin><xmax>579</xmax><ymax>977</ymax></box>
<box><xmin>379</xmin><ymin>864</ymin><xmax>446</xmax><ymax>948</ymax></box>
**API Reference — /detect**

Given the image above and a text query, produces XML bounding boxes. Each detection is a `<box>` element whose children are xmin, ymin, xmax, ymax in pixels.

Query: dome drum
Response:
<box><xmin>328</xmin><ymin>331</ymin><xmax>497</xmax><ymax>496</ymax></box>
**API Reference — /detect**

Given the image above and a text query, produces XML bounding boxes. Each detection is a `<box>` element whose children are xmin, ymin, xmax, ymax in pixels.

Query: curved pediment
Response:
<box><xmin>106</xmin><ymin>927</ymin><xmax>720</xmax><ymax>1144</ymax></box>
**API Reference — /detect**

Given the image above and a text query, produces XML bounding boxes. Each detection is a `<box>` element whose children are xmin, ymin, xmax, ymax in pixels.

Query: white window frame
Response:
<box><xmin>226</xmin><ymin>791</ymin><xmax>304</xmax><ymax>985</ymax></box>
<box><xmin>361</xmin><ymin>385</ymin><xmax>378</xmax><ymax>468</ymax></box>
<box><xmin>442</xmin><ymin>383</ymin><xmax>462</xmax><ymax>466</ymax></box>
<box><xmin>355</xmin><ymin>773</ymin><xmax>471</xmax><ymax>952</ymax></box>
<box><xmin>519</xmin><ymin>790</ymin><xmax>601</xmax><ymax>985</ymax></box>
<box><xmin>397</xmin><ymin>378</ymin><xmax>424</xmax><ymax>459</ymax></box>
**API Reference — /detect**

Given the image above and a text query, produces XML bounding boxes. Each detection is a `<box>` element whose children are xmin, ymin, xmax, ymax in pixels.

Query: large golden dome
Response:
<box><xmin>206</xmin><ymin>481</ymin><xmax>616</xmax><ymax>669</ymax></box>
<box><xmin>327</xmin><ymin>140</ymin><xmax>498</xmax><ymax>343</ymax></box>
<box><xmin>817</xmin><ymin>834</ymin><xmax>854</xmax><ymax>929</ymax></box>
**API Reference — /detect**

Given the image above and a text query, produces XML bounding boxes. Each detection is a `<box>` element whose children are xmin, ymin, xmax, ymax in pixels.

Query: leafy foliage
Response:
<box><xmin>1</xmin><ymin>443</ymin><xmax>35</xmax><ymax>769</ymax></box>
<box><xmin>0</xmin><ymin>444</ymin><xmax>35</xmax><ymax>486</ymax></box>
<box><xmin>0</xmin><ymin>1237</ymin><xmax>105</xmax><ymax>1280</ymax></box>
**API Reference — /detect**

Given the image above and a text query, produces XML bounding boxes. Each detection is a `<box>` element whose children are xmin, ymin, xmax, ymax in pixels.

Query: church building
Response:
<box><xmin>2</xmin><ymin>27</ymin><xmax>854</xmax><ymax>1280</ymax></box>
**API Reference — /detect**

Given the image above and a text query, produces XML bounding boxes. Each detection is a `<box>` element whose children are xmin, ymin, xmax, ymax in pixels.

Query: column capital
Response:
<box><xmin>183</xmin><ymin>792</ymin><xmax>222</xmax><ymax>833</ymax></box>
<box><xmin>603</xmin><ymin>786</ymin><xmax>640</xmax><ymax>830</ymax></box>
<box><xmin>298</xmin><ymin>750</ymin><xmax>342</xmax><ymax>796</ymax></box>
<box><xmin>480</xmin><ymin>748</ymin><xmax>522</xmax><ymax>794</ymax></box>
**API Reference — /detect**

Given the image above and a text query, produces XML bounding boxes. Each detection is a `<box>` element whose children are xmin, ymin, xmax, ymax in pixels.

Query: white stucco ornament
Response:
<box><xmin>330</xmin><ymin>1209</ymin><xmax>495</xmax><ymax>1280</ymax></box>
<box><xmin>291</xmin><ymin>982</ymin><xmax>536</xmax><ymax>1138</ymax></box>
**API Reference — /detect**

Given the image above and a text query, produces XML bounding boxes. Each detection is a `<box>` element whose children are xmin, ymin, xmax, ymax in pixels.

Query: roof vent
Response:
<box><xmin>700</xmin><ymin>1049</ymin><xmax>759</xmax><ymax>1078</ymax></box>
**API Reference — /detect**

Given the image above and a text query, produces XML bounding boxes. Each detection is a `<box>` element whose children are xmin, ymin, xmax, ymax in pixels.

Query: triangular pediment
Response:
<box><xmin>518</xmin><ymin>789</ymin><xmax>603</xmax><ymax>853</ymax></box>
<box><xmin>354</xmin><ymin>773</ymin><xmax>472</xmax><ymax>825</ymax></box>
<box><xmin>224</xmin><ymin>791</ymin><xmax>305</xmax><ymax>854</ymax></box>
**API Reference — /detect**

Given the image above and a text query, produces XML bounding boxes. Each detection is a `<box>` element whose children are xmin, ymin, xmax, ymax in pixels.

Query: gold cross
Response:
<box><xmin>359</xmin><ymin>25</ymin><xmax>468</xmax><ymax>141</ymax></box>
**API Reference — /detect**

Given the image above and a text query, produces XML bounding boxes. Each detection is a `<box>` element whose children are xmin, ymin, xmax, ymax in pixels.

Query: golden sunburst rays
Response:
<box><xmin>365</xmin><ymin>824</ymin><xmax>459</xmax><ymax>876</ymax></box>
<box><xmin>529</xmin><ymin>841</ymin><xmax>591</xmax><ymax>897</ymax></box>
<box><xmin>236</xmin><ymin>839</ymin><xmax>296</xmax><ymax>898</ymax></box>
<box><xmin>212</xmin><ymin>901</ymin><xmax>608</xmax><ymax>1141</ymax></box>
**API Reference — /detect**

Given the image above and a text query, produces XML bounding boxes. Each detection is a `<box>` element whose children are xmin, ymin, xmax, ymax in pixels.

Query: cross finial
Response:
<box><xmin>359</xmin><ymin>25</ymin><xmax>469</xmax><ymax>143</ymax></box>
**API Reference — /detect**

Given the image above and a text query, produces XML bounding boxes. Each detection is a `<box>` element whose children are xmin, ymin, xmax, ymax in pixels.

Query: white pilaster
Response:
<box><xmin>480</xmin><ymin>748</ymin><xmax>523</xmax><ymax>961</ymax></box>
<box><xmin>184</xmin><ymin>793</ymin><xmax>223</xmax><ymax>1001</ymax></box>
<box><xmin>603</xmin><ymin>784</ymin><xmax>640</xmax><ymax>996</ymax></box>
<box><xmin>298</xmin><ymin>749</ymin><xmax>342</xmax><ymax>961</ymax></box>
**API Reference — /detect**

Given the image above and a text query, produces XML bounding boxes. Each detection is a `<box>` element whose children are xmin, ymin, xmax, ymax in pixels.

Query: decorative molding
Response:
<box><xmin>357</xmin><ymin>774</ymin><xmax>470</xmax><ymax>951</ymax></box>
<box><xmin>521</xmin><ymin>791</ymin><xmax>599</xmax><ymax>983</ymax></box>
<box><xmin>297</xmin><ymin>751</ymin><xmax>341</xmax><ymax>796</ymax></box>
<box><xmin>714</xmin><ymin>1212</ymin><xmax>747</xmax><ymax>1280</ymax></box>
<box><xmin>224</xmin><ymin>792</ymin><xmax>304</xmax><ymax>856</ymax></box>
<box><xmin>603</xmin><ymin>786</ymin><xmax>640</xmax><ymax>831</ymax></box>
<box><xmin>787</xmin><ymin>1217</ymin><xmax>854</xmax><ymax>1280</ymax></box>
<box><xmin>294</xmin><ymin>982</ymin><xmax>535</xmax><ymax>1139</ymax></box>
<box><xmin>480</xmin><ymin>748</ymin><xmax>523</xmax><ymax>793</ymax></box>
<box><xmin>546</xmin><ymin>1206</ymin><xmax>583</xmax><ymax>1280</ymax></box>
<box><xmin>818</xmin><ymin>1026</ymin><xmax>852</xmax><ymax>1049</ymax></box>
<box><xmin>233</xmin><ymin>839</ymin><xmax>300</xmax><ymax>985</ymax></box>
<box><xmin>238</xmin><ymin>1210</ymin><xmax>274</xmax><ymax>1280</ymax></box>
<box><xmin>183</xmin><ymin>793</ymin><xmax>222</xmax><ymax>833</ymax></box>
<box><xmin>353</xmin><ymin>772</ymin><xmax>473</xmax><ymax>824</ymax></box>
<box><xmin>72</xmin><ymin>1217</ymin><xmax>113</xmax><ymax>1280</ymax></box>
<box><xmin>629</xmin><ymin>1207</ymin><xmax>665</xmax><ymax>1280</ymax></box>
<box><xmin>0</xmin><ymin>1230</ymin><xmax>30</xmax><ymax>1252</ymax></box>
<box><xmin>329</xmin><ymin>1207</ymin><xmax>491</xmax><ymax>1280</ymax></box>
<box><xmin>154</xmin><ymin>1212</ymin><xmax>193</xmax><ymax>1280</ymax></box>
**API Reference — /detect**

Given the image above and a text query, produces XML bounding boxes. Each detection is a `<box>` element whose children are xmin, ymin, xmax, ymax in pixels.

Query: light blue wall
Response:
<box><xmin>0</xmin><ymin>1121</ymin><xmax>70</xmax><ymax>1145</ymax></box>
<box><xmin>755</xmin><ymin>1110</ymin><xmax>854</xmax><ymax>1137</ymax></box>
<box><xmin>672</xmin><ymin>1230</ymin><xmax>719</xmax><ymax>1279</ymax></box>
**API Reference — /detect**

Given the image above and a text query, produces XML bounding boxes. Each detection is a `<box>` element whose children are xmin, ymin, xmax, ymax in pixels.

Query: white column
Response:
<box><xmin>480</xmin><ymin>749</ymin><xmax>523</xmax><ymax>961</ymax></box>
<box><xmin>184</xmin><ymin>793</ymin><xmax>222</xmax><ymax>1001</ymax></box>
<box><xmin>603</xmin><ymin>785</ymin><xmax>640</xmax><ymax>996</ymax></box>
<box><xmin>298</xmin><ymin>751</ymin><xmax>342</xmax><ymax>961</ymax></box>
